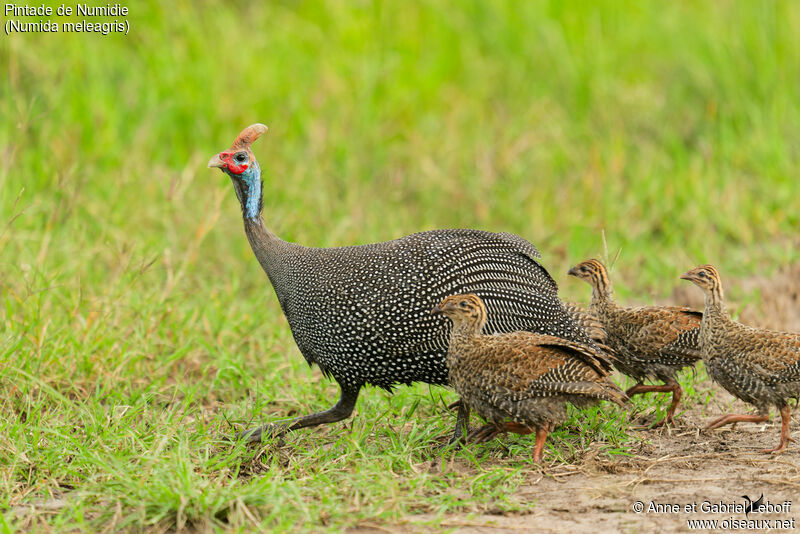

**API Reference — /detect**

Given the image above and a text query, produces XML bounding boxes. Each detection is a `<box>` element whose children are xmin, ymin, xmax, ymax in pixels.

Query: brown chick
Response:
<box><xmin>568</xmin><ymin>259</ymin><xmax>702</xmax><ymax>427</ymax></box>
<box><xmin>682</xmin><ymin>265</ymin><xmax>800</xmax><ymax>454</ymax></box>
<box><xmin>432</xmin><ymin>294</ymin><xmax>627</xmax><ymax>463</ymax></box>
<box><xmin>439</xmin><ymin>303</ymin><xmax>609</xmax><ymax>416</ymax></box>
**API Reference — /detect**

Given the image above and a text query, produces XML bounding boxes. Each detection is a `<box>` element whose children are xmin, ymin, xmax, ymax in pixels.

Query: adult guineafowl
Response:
<box><xmin>208</xmin><ymin>123</ymin><xmax>606</xmax><ymax>441</ymax></box>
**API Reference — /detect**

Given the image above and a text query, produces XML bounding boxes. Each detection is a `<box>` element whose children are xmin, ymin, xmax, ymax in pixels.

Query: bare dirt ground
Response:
<box><xmin>381</xmin><ymin>390</ymin><xmax>799</xmax><ymax>533</ymax></box>
<box><xmin>351</xmin><ymin>265</ymin><xmax>800</xmax><ymax>533</ymax></box>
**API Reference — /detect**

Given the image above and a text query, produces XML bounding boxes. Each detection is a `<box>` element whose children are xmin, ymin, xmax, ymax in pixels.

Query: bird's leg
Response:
<box><xmin>469</xmin><ymin>421</ymin><xmax>533</xmax><ymax>443</ymax></box>
<box><xmin>761</xmin><ymin>405</ymin><xmax>796</xmax><ymax>454</ymax></box>
<box><xmin>468</xmin><ymin>424</ymin><xmax>502</xmax><ymax>443</ymax></box>
<box><xmin>650</xmin><ymin>381</ymin><xmax>683</xmax><ymax>428</ymax></box>
<box><xmin>234</xmin><ymin>385</ymin><xmax>360</xmax><ymax>442</ymax></box>
<box><xmin>626</xmin><ymin>382</ymin><xmax>683</xmax><ymax>428</ymax></box>
<box><xmin>445</xmin><ymin>401</ymin><xmax>470</xmax><ymax>448</ymax></box>
<box><xmin>625</xmin><ymin>382</ymin><xmax>646</xmax><ymax>397</ymax></box>
<box><xmin>664</xmin><ymin>381</ymin><xmax>682</xmax><ymax>424</ymax></box>
<box><xmin>626</xmin><ymin>382</ymin><xmax>677</xmax><ymax>398</ymax></box>
<box><xmin>431</xmin><ymin>402</ymin><xmax>471</xmax><ymax>465</ymax></box>
<box><xmin>704</xmin><ymin>413</ymin><xmax>769</xmax><ymax>432</ymax></box>
<box><xmin>532</xmin><ymin>427</ymin><xmax>549</xmax><ymax>463</ymax></box>
<box><xmin>499</xmin><ymin>422</ymin><xmax>535</xmax><ymax>435</ymax></box>
<box><xmin>446</xmin><ymin>399</ymin><xmax>461</xmax><ymax>411</ymax></box>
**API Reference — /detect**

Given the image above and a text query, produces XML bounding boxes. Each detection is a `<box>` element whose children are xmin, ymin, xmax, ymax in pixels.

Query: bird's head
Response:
<box><xmin>208</xmin><ymin>123</ymin><xmax>268</xmax><ymax>218</ymax></box>
<box><xmin>568</xmin><ymin>259</ymin><xmax>610</xmax><ymax>292</ymax></box>
<box><xmin>208</xmin><ymin>123</ymin><xmax>267</xmax><ymax>176</ymax></box>
<box><xmin>431</xmin><ymin>293</ymin><xmax>488</xmax><ymax>333</ymax></box>
<box><xmin>680</xmin><ymin>264</ymin><xmax>722</xmax><ymax>294</ymax></box>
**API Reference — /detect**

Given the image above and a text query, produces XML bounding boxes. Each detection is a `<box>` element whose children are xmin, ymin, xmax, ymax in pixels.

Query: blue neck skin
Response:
<box><xmin>237</xmin><ymin>159</ymin><xmax>262</xmax><ymax>220</ymax></box>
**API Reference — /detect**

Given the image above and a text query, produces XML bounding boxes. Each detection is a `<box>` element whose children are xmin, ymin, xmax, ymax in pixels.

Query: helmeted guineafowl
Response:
<box><xmin>432</xmin><ymin>294</ymin><xmax>626</xmax><ymax>462</ymax></box>
<box><xmin>568</xmin><ymin>259</ymin><xmax>702</xmax><ymax>427</ymax></box>
<box><xmin>682</xmin><ymin>265</ymin><xmax>800</xmax><ymax>454</ymax></box>
<box><xmin>208</xmin><ymin>123</ymin><xmax>607</xmax><ymax>441</ymax></box>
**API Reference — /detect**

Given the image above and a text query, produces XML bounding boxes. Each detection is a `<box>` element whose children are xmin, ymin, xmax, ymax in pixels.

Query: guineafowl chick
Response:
<box><xmin>568</xmin><ymin>260</ymin><xmax>702</xmax><ymax>427</ymax></box>
<box><xmin>432</xmin><ymin>294</ymin><xmax>627</xmax><ymax>463</ymax></box>
<box><xmin>441</xmin><ymin>302</ymin><xmax>608</xmax><ymax>414</ymax></box>
<box><xmin>682</xmin><ymin>265</ymin><xmax>800</xmax><ymax>454</ymax></box>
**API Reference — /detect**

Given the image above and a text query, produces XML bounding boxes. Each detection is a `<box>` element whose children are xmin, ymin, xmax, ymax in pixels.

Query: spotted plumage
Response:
<box><xmin>682</xmin><ymin>265</ymin><xmax>800</xmax><ymax>454</ymax></box>
<box><xmin>433</xmin><ymin>294</ymin><xmax>626</xmax><ymax>462</ymax></box>
<box><xmin>568</xmin><ymin>259</ymin><xmax>702</xmax><ymax>426</ymax></box>
<box><xmin>564</xmin><ymin>302</ymin><xmax>608</xmax><ymax>345</ymax></box>
<box><xmin>208</xmin><ymin>124</ymin><xmax>606</xmax><ymax>441</ymax></box>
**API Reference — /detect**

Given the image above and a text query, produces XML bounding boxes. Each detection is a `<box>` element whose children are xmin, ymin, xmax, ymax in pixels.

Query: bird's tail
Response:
<box><xmin>531</xmin><ymin>380</ymin><xmax>629</xmax><ymax>407</ymax></box>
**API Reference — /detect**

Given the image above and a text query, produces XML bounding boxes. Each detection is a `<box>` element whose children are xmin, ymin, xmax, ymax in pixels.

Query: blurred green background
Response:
<box><xmin>2</xmin><ymin>0</ymin><xmax>799</xmax><ymax>530</ymax></box>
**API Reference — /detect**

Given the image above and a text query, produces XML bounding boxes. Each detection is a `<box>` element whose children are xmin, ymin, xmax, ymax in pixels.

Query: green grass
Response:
<box><xmin>2</xmin><ymin>0</ymin><xmax>800</xmax><ymax>530</ymax></box>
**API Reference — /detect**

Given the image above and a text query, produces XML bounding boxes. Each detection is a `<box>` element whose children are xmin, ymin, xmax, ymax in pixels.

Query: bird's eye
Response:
<box><xmin>580</xmin><ymin>266</ymin><xmax>588</xmax><ymax>272</ymax></box>
<box><xmin>234</xmin><ymin>152</ymin><xmax>248</xmax><ymax>164</ymax></box>
<box><xmin>698</xmin><ymin>272</ymin><xmax>707</xmax><ymax>278</ymax></box>
<box><xmin>459</xmin><ymin>300</ymin><xmax>469</xmax><ymax>307</ymax></box>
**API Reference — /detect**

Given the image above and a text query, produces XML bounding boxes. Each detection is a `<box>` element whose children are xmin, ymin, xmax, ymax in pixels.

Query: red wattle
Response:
<box><xmin>228</xmin><ymin>163</ymin><xmax>248</xmax><ymax>174</ymax></box>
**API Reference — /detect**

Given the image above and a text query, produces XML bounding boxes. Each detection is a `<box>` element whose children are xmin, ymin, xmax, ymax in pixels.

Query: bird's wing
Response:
<box><xmin>604</xmin><ymin>307</ymin><xmax>701</xmax><ymax>364</ymax></box>
<box><xmin>727</xmin><ymin>328</ymin><xmax>800</xmax><ymax>383</ymax></box>
<box><xmin>659</xmin><ymin>309</ymin><xmax>703</xmax><ymax>362</ymax></box>
<box><xmin>563</xmin><ymin>302</ymin><xmax>608</xmax><ymax>344</ymax></box>
<box><xmin>475</xmin><ymin>333</ymin><xmax>613</xmax><ymax>384</ymax></box>
<box><xmin>410</xmin><ymin>230</ymin><xmax>597</xmax><ymax>346</ymax></box>
<box><xmin>422</xmin><ymin>229</ymin><xmax>556</xmax><ymax>293</ymax></box>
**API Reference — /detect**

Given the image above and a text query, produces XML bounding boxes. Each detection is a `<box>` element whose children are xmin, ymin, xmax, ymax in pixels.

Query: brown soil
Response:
<box><xmin>387</xmin><ymin>392</ymin><xmax>799</xmax><ymax>533</ymax></box>
<box><xmin>350</xmin><ymin>265</ymin><xmax>800</xmax><ymax>533</ymax></box>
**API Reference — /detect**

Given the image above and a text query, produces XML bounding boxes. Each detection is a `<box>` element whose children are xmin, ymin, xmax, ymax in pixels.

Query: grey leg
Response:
<box><xmin>234</xmin><ymin>385</ymin><xmax>360</xmax><ymax>442</ymax></box>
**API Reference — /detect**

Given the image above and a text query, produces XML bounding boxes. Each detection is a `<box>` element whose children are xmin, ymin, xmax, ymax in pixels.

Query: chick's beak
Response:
<box><xmin>431</xmin><ymin>305</ymin><xmax>444</xmax><ymax>316</ymax></box>
<box><xmin>679</xmin><ymin>272</ymin><xmax>692</xmax><ymax>281</ymax></box>
<box><xmin>207</xmin><ymin>153</ymin><xmax>226</xmax><ymax>169</ymax></box>
<box><xmin>567</xmin><ymin>267</ymin><xmax>578</xmax><ymax>277</ymax></box>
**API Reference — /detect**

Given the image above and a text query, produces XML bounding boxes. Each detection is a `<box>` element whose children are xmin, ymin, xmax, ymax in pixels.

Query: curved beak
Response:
<box><xmin>567</xmin><ymin>267</ymin><xmax>579</xmax><ymax>277</ymax></box>
<box><xmin>207</xmin><ymin>154</ymin><xmax>226</xmax><ymax>169</ymax></box>
<box><xmin>431</xmin><ymin>305</ymin><xmax>444</xmax><ymax>316</ymax></box>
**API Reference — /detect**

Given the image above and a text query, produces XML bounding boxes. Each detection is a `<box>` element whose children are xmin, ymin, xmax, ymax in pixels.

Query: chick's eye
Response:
<box><xmin>698</xmin><ymin>272</ymin><xmax>707</xmax><ymax>278</ymax></box>
<box><xmin>459</xmin><ymin>300</ymin><xmax>469</xmax><ymax>307</ymax></box>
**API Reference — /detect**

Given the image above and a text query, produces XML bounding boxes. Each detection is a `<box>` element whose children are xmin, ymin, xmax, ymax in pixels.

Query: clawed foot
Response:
<box><xmin>434</xmin><ymin>423</ymin><xmax>501</xmax><ymax>459</ymax></box>
<box><xmin>431</xmin><ymin>428</ymin><xmax>467</xmax><ymax>466</ymax></box>
<box><xmin>632</xmin><ymin>416</ymin><xmax>675</xmax><ymax>431</ymax></box>
<box><xmin>649</xmin><ymin>415</ymin><xmax>676</xmax><ymax>429</ymax></box>
<box><xmin>702</xmin><ymin>413</ymin><xmax>795</xmax><ymax>453</ymax></box>
<box><xmin>230</xmin><ymin>421</ymin><xmax>293</xmax><ymax>443</ymax></box>
<box><xmin>433</xmin><ymin>435</ymin><xmax>465</xmax><ymax>456</ymax></box>
<box><xmin>704</xmin><ymin>414</ymin><xmax>769</xmax><ymax>432</ymax></box>
<box><xmin>760</xmin><ymin>437</ymin><xmax>795</xmax><ymax>455</ymax></box>
<box><xmin>703</xmin><ymin>415</ymin><xmax>729</xmax><ymax>432</ymax></box>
